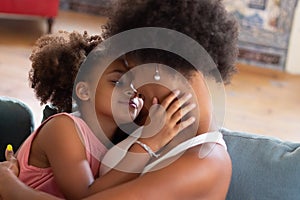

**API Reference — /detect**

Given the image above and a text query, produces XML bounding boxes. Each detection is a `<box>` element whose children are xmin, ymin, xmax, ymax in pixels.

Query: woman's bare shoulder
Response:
<box><xmin>124</xmin><ymin>144</ymin><xmax>231</xmax><ymax>200</ymax></box>
<box><xmin>147</xmin><ymin>143</ymin><xmax>231</xmax><ymax>199</ymax></box>
<box><xmin>181</xmin><ymin>143</ymin><xmax>232</xmax><ymax>199</ymax></box>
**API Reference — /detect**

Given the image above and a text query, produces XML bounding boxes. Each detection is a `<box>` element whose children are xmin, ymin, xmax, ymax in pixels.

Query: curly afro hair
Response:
<box><xmin>102</xmin><ymin>0</ymin><xmax>239</xmax><ymax>83</ymax></box>
<box><xmin>29</xmin><ymin>31</ymin><xmax>102</xmax><ymax>112</ymax></box>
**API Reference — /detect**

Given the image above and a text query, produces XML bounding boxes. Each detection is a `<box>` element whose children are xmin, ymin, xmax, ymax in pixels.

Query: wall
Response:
<box><xmin>286</xmin><ymin>2</ymin><xmax>300</xmax><ymax>74</ymax></box>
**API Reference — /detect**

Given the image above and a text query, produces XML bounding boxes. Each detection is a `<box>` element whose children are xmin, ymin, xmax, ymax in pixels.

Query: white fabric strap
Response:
<box><xmin>100</xmin><ymin>127</ymin><xmax>142</xmax><ymax>175</ymax></box>
<box><xmin>142</xmin><ymin>131</ymin><xmax>225</xmax><ymax>173</ymax></box>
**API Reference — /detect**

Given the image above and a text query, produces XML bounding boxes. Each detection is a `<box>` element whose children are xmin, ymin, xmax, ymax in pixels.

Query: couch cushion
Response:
<box><xmin>0</xmin><ymin>96</ymin><xmax>34</xmax><ymax>161</ymax></box>
<box><xmin>221</xmin><ymin>128</ymin><xmax>300</xmax><ymax>200</ymax></box>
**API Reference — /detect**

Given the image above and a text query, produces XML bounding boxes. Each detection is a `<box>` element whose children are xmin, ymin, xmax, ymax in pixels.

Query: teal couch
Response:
<box><xmin>0</xmin><ymin>96</ymin><xmax>34</xmax><ymax>161</ymax></box>
<box><xmin>222</xmin><ymin>128</ymin><xmax>300</xmax><ymax>200</ymax></box>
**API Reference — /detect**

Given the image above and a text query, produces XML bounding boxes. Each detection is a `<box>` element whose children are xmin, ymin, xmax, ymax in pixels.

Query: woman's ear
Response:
<box><xmin>76</xmin><ymin>82</ymin><xmax>90</xmax><ymax>101</ymax></box>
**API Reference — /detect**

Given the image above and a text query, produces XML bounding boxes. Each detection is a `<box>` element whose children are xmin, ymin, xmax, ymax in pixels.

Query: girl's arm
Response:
<box><xmin>85</xmin><ymin>144</ymin><xmax>232</xmax><ymax>200</ymax></box>
<box><xmin>35</xmin><ymin>115</ymin><xmax>96</xmax><ymax>199</ymax></box>
<box><xmin>2</xmin><ymin>115</ymin><xmax>108</xmax><ymax>199</ymax></box>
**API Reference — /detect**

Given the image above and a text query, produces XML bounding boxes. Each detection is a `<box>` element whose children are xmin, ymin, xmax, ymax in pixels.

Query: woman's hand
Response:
<box><xmin>0</xmin><ymin>163</ymin><xmax>60</xmax><ymax>200</ymax></box>
<box><xmin>0</xmin><ymin>164</ymin><xmax>18</xmax><ymax>200</ymax></box>
<box><xmin>0</xmin><ymin>146</ymin><xmax>21</xmax><ymax>200</ymax></box>
<box><xmin>139</xmin><ymin>90</ymin><xmax>196</xmax><ymax>152</ymax></box>
<box><xmin>0</xmin><ymin>145</ymin><xmax>19</xmax><ymax>177</ymax></box>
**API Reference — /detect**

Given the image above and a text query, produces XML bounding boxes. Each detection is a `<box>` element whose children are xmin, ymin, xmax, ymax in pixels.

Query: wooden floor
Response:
<box><xmin>1</xmin><ymin>10</ymin><xmax>300</xmax><ymax>142</ymax></box>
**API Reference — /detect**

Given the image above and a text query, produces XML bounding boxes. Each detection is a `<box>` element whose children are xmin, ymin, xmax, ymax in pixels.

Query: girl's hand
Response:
<box><xmin>139</xmin><ymin>90</ymin><xmax>196</xmax><ymax>152</ymax></box>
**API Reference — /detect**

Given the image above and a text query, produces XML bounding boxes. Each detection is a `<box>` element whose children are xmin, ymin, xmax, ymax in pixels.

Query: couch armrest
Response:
<box><xmin>0</xmin><ymin>96</ymin><xmax>34</xmax><ymax>161</ymax></box>
<box><xmin>222</xmin><ymin>128</ymin><xmax>300</xmax><ymax>200</ymax></box>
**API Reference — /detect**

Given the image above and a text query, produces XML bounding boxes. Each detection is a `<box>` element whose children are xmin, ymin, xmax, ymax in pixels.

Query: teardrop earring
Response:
<box><xmin>153</xmin><ymin>64</ymin><xmax>161</xmax><ymax>81</ymax></box>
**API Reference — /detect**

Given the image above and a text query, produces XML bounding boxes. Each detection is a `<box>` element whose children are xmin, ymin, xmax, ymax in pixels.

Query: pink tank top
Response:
<box><xmin>17</xmin><ymin>113</ymin><xmax>107</xmax><ymax>198</ymax></box>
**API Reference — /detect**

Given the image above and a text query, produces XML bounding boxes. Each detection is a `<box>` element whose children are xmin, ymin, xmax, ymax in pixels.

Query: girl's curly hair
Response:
<box><xmin>29</xmin><ymin>31</ymin><xmax>102</xmax><ymax>112</ymax></box>
<box><xmin>102</xmin><ymin>0</ymin><xmax>239</xmax><ymax>83</ymax></box>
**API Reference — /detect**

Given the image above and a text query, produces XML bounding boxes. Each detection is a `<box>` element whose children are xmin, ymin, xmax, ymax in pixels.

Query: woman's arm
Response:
<box><xmin>0</xmin><ymin>165</ymin><xmax>61</xmax><ymax>200</ymax></box>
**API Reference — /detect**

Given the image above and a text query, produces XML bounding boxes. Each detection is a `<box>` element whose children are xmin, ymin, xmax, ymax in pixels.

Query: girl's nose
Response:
<box><xmin>123</xmin><ymin>83</ymin><xmax>145</xmax><ymax>100</ymax></box>
<box><xmin>124</xmin><ymin>89</ymin><xmax>136</xmax><ymax>97</ymax></box>
<box><xmin>123</xmin><ymin>82</ymin><xmax>137</xmax><ymax>97</ymax></box>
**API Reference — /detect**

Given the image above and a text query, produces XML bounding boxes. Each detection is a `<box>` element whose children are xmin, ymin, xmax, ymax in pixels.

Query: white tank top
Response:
<box><xmin>101</xmin><ymin>129</ymin><xmax>227</xmax><ymax>175</ymax></box>
<box><xmin>142</xmin><ymin>131</ymin><xmax>227</xmax><ymax>174</ymax></box>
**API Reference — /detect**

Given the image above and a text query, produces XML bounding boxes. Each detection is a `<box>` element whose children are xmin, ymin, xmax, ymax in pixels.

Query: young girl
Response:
<box><xmin>5</xmin><ymin>30</ymin><xmax>196</xmax><ymax>199</ymax></box>
<box><xmin>0</xmin><ymin>0</ymin><xmax>239</xmax><ymax>199</ymax></box>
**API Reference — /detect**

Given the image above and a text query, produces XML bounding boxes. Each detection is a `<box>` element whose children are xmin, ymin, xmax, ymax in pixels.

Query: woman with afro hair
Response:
<box><xmin>0</xmin><ymin>0</ymin><xmax>239</xmax><ymax>199</ymax></box>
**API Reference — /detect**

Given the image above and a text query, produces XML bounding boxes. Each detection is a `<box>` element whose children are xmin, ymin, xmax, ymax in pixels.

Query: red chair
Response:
<box><xmin>0</xmin><ymin>0</ymin><xmax>59</xmax><ymax>33</ymax></box>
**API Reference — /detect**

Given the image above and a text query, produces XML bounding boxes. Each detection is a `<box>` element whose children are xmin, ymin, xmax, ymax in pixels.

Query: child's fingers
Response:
<box><xmin>159</xmin><ymin>116</ymin><xmax>196</xmax><ymax>146</ymax></box>
<box><xmin>152</xmin><ymin>97</ymin><xmax>158</xmax><ymax>105</ymax></box>
<box><xmin>170</xmin><ymin>103</ymin><xmax>196</xmax><ymax>124</ymax></box>
<box><xmin>160</xmin><ymin>90</ymin><xmax>180</xmax><ymax>109</ymax></box>
<box><xmin>176</xmin><ymin>116</ymin><xmax>196</xmax><ymax>133</ymax></box>
<box><xmin>167</xmin><ymin>93</ymin><xmax>192</xmax><ymax>116</ymax></box>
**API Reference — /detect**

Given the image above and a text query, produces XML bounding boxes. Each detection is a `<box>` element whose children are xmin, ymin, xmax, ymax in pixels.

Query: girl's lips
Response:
<box><xmin>130</xmin><ymin>97</ymin><xmax>141</xmax><ymax>109</ymax></box>
<box><xmin>118</xmin><ymin>96</ymin><xmax>142</xmax><ymax>110</ymax></box>
<box><xmin>129</xmin><ymin>102</ymin><xmax>137</xmax><ymax>109</ymax></box>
